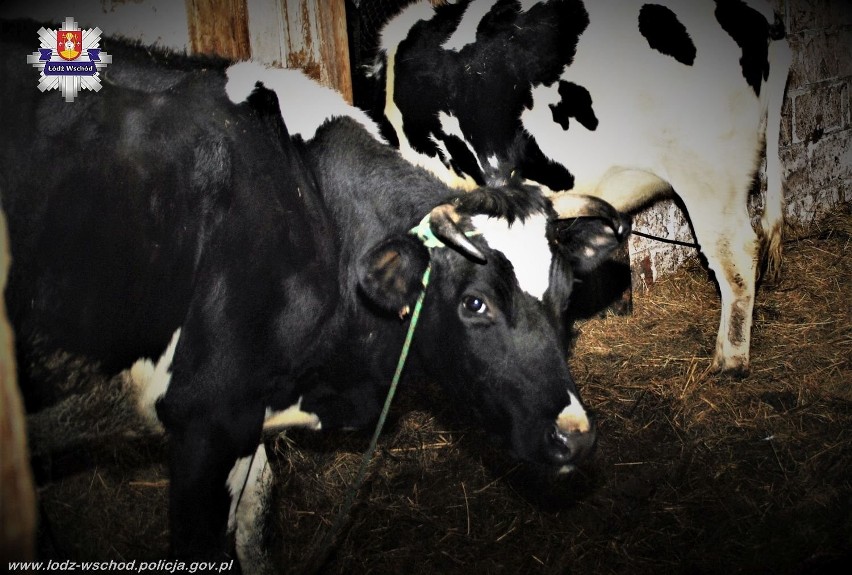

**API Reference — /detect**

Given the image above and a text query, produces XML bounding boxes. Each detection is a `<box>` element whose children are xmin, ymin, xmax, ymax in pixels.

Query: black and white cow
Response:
<box><xmin>370</xmin><ymin>0</ymin><xmax>792</xmax><ymax>375</ymax></box>
<box><xmin>0</xmin><ymin>20</ymin><xmax>628</xmax><ymax>565</ymax></box>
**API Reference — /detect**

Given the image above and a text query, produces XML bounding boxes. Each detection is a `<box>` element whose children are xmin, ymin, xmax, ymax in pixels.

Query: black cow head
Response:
<box><xmin>358</xmin><ymin>186</ymin><xmax>629</xmax><ymax>472</ymax></box>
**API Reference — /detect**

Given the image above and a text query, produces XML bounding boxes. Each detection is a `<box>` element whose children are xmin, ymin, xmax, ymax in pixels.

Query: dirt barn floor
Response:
<box><xmin>32</xmin><ymin>204</ymin><xmax>851</xmax><ymax>574</ymax></box>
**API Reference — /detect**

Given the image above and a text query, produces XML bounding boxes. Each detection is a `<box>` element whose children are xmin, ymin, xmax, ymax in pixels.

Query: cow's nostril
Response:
<box><xmin>547</xmin><ymin>425</ymin><xmax>574</xmax><ymax>463</ymax></box>
<box><xmin>546</xmin><ymin>424</ymin><xmax>596</xmax><ymax>466</ymax></box>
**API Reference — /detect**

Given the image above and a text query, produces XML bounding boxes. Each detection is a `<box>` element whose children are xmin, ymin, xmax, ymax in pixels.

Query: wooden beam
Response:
<box><xmin>277</xmin><ymin>0</ymin><xmax>352</xmax><ymax>103</ymax></box>
<box><xmin>189</xmin><ymin>0</ymin><xmax>353</xmax><ymax>103</ymax></box>
<box><xmin>185</xmin><ymin>0</ymin><xmax>251</xmax><ymax>61</ymax></box>
<box><xmin>317</xmin><ymin>0</ymin><xmax>352</xmax><ymax>103</ymax></box>
<box><xmin>0</xmin><ymin>208</ymin><xmax>36</xmax><ymax>564</ymax></box>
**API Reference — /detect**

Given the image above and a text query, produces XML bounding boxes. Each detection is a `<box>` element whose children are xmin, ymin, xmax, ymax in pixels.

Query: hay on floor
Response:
<box><xmin>33</xmin><ymin>203</ymin><xmax>851</xmax><ymax>574</ymax></box>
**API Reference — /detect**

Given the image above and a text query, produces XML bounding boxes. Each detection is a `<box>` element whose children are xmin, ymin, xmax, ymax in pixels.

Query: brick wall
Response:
<box><xmin>783</xmin><ymin>0</ymin><xmax>852</xmax><ymax>224</ymax></box>
<box><xmin>629</xmin><ymin>0</ymin><xmax>852</xmax><ymax>289</ymax></box>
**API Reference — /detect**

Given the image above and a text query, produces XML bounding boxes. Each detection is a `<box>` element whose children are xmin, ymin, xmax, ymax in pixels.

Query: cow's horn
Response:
<box><xmin>429</xmin><ymin>204</ymin><xmax>487</xmax><ymax>262</ymax></box>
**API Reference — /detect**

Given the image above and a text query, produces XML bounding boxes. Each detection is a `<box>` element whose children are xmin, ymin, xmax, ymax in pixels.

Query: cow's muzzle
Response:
<box><xmin>545</xmin><ymin>419</ymin><xmax>597</xmax><ymax>471</ymax></box>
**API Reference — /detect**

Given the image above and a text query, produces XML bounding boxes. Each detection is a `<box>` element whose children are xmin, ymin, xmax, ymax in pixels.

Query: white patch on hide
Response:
<box><xmin>263</xmin><ymin>397</ymin><xmax>322</xmax><ymax>431</ymax></box>
<box><xmin>442</xmin><ymin>0</ymin><xmax>499</xmax><ymax>51</ymax></box>
<box><xmin>379</xmin><ymin>1</ymin><xmax>436</xmax><ymax>54</ymax></box>
<box><xmin>125</xmin><ymin>328</ymin><xmax>181</xmax><ymax>428</ymax></box>
<box><xmin>225</xmin><ymin>61</ymin><xmax>384</xmax><ymax>142</ymax></box>
<box><xmin>557</xmin><ymin>391</ymin><xmax>591</xmax><ymax>434</ymax></box>
<box><xmin>438</xmin><ymin>111</ymin><xmax>466</xmax><ymax>146</ymax></box>
<box><xmin>471</xmin><ymin>212</ymin><xmax>551</xmax><ymax>300</ymax></box>
<box><xmin>437</xmin><ymin>111</ymin><xmax>483</xmax><ymax>173</ymax></box>
<box><xmin>227</xmin><ymin>444</ymin><xmax>274</xmax><ymax>574</ymax></box>
<box><xmin>441</xmin><ymin>0</ymin><xmax>539</xmax><ymax>51</ymax></box>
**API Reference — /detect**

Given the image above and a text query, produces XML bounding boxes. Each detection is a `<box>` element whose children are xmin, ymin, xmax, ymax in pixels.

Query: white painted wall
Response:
<box><xmin>0</xmin><ymin>0</ymin><xmax>190</xmax><ymax>51</ymax></box>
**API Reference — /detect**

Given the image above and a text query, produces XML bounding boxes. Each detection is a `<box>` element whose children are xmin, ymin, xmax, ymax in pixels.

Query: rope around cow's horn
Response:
<box><xmin>301</xmin><ymin>262</ymin><xmax>433</xmax><ymax>574</ymax></box>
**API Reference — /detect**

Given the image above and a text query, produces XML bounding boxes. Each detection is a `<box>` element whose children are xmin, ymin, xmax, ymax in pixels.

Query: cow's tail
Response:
<box><xmin>759</xmin><ymin>17</ymin><xmax>792</xmax><ymax>284</ymax></box>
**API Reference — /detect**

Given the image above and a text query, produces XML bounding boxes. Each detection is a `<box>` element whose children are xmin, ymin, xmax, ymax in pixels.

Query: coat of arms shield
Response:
<box><xmin>58</xmin><ymin>30</ymin><xmax>82</xmax><ymax>61</ymax></box>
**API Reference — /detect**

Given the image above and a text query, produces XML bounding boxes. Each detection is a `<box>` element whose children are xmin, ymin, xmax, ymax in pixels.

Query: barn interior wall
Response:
<box><xmin>630</xmin><ymin>0</ymin><xmax>852</xmax><ymax>288</ymax></box>
<box><xmin>782</xmin><ymin>0</ymin><xmax>852</xmax><ymax>224</ymax></box>
<box><xmin>3</xmin><ymin>0</ymin><xmax>847</xmax><ymax>287</ymax></box>
<box><xmin>0</xmin><ymin>0</ymin><xmax>191</xmax><ymax>50</ymax></box>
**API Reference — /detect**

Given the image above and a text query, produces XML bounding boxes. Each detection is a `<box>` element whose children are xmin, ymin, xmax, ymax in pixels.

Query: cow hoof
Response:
<box><xmin>711</xmin><ymin>357</ymin><xmax>750</xmax><ymax>379</ymax></box>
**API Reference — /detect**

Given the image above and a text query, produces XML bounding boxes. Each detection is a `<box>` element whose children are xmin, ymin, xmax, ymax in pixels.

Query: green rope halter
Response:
<box><xmin>304</xmin><ymin>215</ymin><xmax>439</xmax><ymax>572</ymax></box>
<box><xmin>410</xmin><ymin>212</ymin><xmax>449</xmax><ymax>249</ymax></box>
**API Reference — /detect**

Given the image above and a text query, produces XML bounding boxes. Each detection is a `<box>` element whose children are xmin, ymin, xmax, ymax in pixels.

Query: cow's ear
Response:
<box><xmin>554</xmin><ymin>214</ymin><xmax>631</xmax><ymax>274</ymax></box>
<box><xmin>358</xmin><ymin>235</ymin><xmax>430</xmax><ymax>316</ymax></box>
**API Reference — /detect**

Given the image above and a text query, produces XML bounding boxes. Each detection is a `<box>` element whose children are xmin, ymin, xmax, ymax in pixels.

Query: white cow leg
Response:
<box><xmin>690</xmin><ymin>202</ymin><xmax>758</xmax><ymax>376</ymax></box>
<box><xmin>227</xmin><ymin>443</ymin><xmax>275</xmax><ymax>575</ymax></box>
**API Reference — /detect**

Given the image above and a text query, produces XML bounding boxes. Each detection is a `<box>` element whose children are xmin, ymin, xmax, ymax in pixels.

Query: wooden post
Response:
<box><xmin>186</xmin><ymin>0</ymin><xmax>252</xmax><ymax>61</ymax></box>
<box><xmin>0</xmin><ymin>207</ymin><xmax>36</xmax><ymax>564</ymax></box>
<box><xmin>248</xmin><ymin>0</ymin><xmax>352</xmax><ymax>103</ymax></box>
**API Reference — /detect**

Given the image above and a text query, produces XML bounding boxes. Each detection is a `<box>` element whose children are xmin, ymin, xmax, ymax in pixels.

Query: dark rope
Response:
<box><xmin>631</xmin><ymin>230</ymin><xmax>699</xmax><ymax>249</ymax></box>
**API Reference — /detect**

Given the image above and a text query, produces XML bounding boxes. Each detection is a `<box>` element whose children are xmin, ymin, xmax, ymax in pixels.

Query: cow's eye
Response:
<box><xmin>462</xmin><ymin>295</ymin><xmax>488</xmax><ymax>315</ymax></box>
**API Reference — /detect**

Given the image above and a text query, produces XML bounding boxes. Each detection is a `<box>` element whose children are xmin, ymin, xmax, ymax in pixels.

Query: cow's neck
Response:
<box><xmin>305</xmin><ymin>118</ymin><xmax>455</xmax><ymax>263</ymax></box>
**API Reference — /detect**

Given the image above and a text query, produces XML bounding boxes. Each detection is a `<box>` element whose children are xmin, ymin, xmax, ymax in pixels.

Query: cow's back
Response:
<box><xmin>0</xmin><ymin>19</ymin><xmax>339</xmax><ymax>396</ymax></box>
<box><xmin>523</xmin><ymin>0</ymin><xmax>774</xmax><ymax>204</ymax></box>
<box><xmin>1</xmin><ymin>34</ymin><xmax>219</xmax><ymax>371</ymax></box>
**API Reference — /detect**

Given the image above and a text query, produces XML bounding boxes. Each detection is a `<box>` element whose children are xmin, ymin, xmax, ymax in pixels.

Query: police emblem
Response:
<box><xmin>26</xmin><ymin>17</ymin><xmax>112</xmax><ymax>103</ymax></box>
